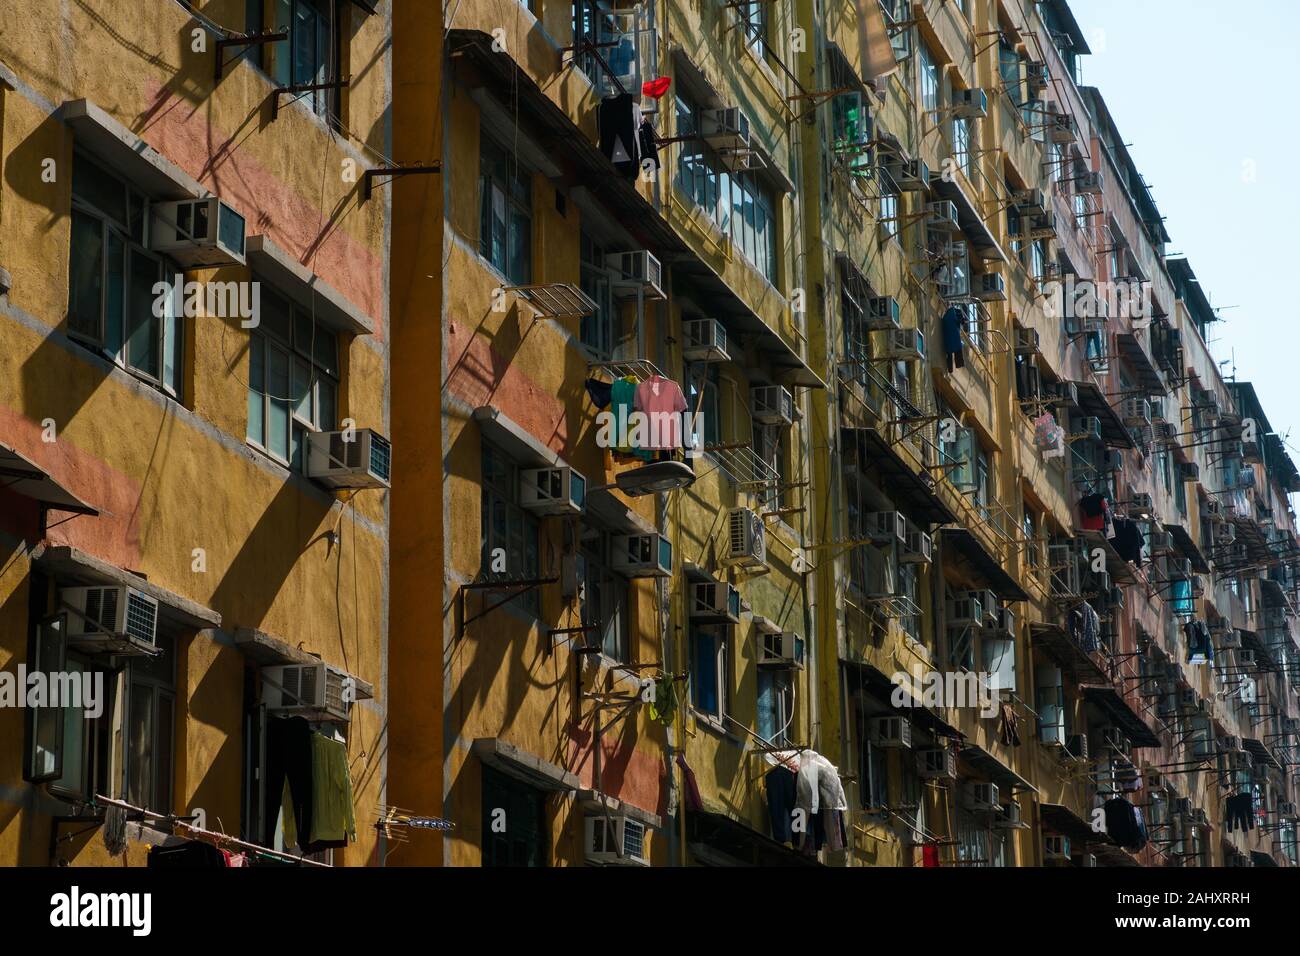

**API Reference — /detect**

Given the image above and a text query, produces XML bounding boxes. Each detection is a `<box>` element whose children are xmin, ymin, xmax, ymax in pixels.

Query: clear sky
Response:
<box><xmin>1071</xmin><ymin>0</ymin><xmax>1300</xmax><ymax>458</ymax></box>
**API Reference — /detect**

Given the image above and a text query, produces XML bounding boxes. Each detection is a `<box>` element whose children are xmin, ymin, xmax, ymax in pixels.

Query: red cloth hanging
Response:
<box><xmin>642</xmin><ymin>76</ymin><xmax>672</xmax><ymax>99</ymax></box>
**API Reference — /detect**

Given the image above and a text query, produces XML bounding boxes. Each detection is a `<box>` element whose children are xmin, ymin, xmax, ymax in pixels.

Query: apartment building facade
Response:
<box><xmin>1</xmin><ymin>0</ymin><xmax>392</xmax><ymax>866</ymax></box>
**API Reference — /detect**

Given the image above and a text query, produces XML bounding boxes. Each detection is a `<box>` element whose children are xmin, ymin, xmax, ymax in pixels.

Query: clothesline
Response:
<box><xmin>95</xmin><ymin>794</ymin><xmax>332</xmax><ymax>868</ymax></box>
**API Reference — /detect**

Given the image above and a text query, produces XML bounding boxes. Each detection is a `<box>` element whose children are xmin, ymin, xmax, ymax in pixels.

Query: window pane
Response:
<box><xmin>508</xmin><ymin>208</ymin><xmax>531</xmax><ymax>284</ymax></box>
<box><xmin>105</xmin><ymin>231</ymin><xmax>125</xmax><ymax>354</ymax></box>
<box><xmin>53</xmin><ymin>659</ymin><xmax>87</xmax><ymax>795</ymax></box>
<box><xmin>248</xmin><ymin>334</ymin><xmax>266</xmax><ymax>445</ymax></box>
<box><xmin>127</xmin><ymin>683</ymin><xmax>154</xmax><ymax>808</ymax></box>
<box><xmin>162</xmin><ymin>273</ymin><xmax>182</xmax><ymax>396</ymax></box>
<box><xmin>127</xmin><ymin>248</ymin><xmax>161</xmax><ymax>378</ymax></box>
<box><xmin>73</xmin><ymin>157</ymin><xmax>127</xmax><ymax>224</ymax></box>
<box><xmin>318</xmin><ymin>378</ymin><xmax>336</xmax><ymax>431</ymax></box>
<box><xmin>157</xmin><ymin>693</ymin><xmax>174</xmax><ymax>813</ymax></box>
<box><xmin>692</xmin><ymin>630</ymin><xmax>718</xmax><ymax>714</ymax></box>
<box><xmin>68</xmin><ymin>210</ymin><xmax>105</xmax><ymax>341</ymax></box>
<box><xmin>267</xmin><ymin>344</ymin><xmax>291</xmax><ymax>460</ymax></box>
<box><xmin>292</xmin><ymin>357</ymin><xmax>313</xmax><ymax>422</ymax></box>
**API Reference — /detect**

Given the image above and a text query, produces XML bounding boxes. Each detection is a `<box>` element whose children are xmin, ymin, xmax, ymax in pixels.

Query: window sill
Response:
<box><xmin>66</xmin><ymin>335</ymin><xmax>183</xmax><ymax>407</ymax></box>
<box><xmin>691</xmin><ymin>709</ymin><xmax>742</xmax><ymax>746</ymax></box>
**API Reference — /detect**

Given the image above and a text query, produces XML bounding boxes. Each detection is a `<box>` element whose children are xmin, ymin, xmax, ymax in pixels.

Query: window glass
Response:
<box><xmin>479</xmin><ymin>132</ymin><xmax>532</xmax><ymax>283</ymax></box>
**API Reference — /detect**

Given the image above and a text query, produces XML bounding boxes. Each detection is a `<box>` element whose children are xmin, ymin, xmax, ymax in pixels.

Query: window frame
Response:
<box><xmin>480</xmin><ymin>442</ymin><xmax>542</xmax><ymax>617</ymax></box>
<box><xmin>479</xmin><ymin>130</ymin><xmax>534</xmax><ymax>285</ymax></box>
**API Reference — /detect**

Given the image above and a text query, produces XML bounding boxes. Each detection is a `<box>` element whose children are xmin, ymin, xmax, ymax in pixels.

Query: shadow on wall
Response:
<box><xmin>207</xmin><ymin>476</ymin><xmax>332</xmax><ymax>631</ymax></box>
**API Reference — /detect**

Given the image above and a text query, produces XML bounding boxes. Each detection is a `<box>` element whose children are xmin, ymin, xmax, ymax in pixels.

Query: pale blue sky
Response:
<box><xmin>1072</xmin><ymin>0</ymin><xmax>1300</xmax><ymax>455</ymax></box>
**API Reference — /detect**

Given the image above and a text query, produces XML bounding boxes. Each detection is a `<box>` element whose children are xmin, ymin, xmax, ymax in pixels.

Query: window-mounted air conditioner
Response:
<box><xmin>1177</xmin><ymin>462</ymin><xmax>1200</xmax><ymax>481</ymax></box>
<box><xmin>683</xmin><ymin>318</ymin><xmax>729</xmax><ymax>362</ymax></box>
<box><xmin>1048</xmin><ymin>110</ymin><xmax>1078</xmax><ymax>144</ymax></box>
<box><xmin>519</xmin><ymin>466</ymin><xmax>586</xmax><ymax>516</ymax></box>
<box><xmin>1028</xmin><ymin>211</ymin><xmax>1057</xmax><ymax>239</ymax></box>
<box><xmin>1131</xmin><ymin>492</ymin><xmax>1154</xmax><ymax>513</ymax></box>
<box><xmin>964</xmin><ymin>781</ymin><xmax>1000</xmax><ymax>811</ymax></box>
<box><xmin>881</xmin><ymin>328</ymin><xmax>925</xmax><ymax>361</ymax></box>
<box><xmin>947</xmin><ymin>591</ymin><xmax>985</xmax><ymax>627</ymax></box>
<box><xmin>751</xmin><ymin>385</ymin><xmax>795</xmax><ymax>427</ymax></box>
<box><xmin>900</xmin><ymin>529</ymin><xmax>933</xmax><ymax>564</ymax></box>
<box><xmin>952</xmin><ymin>88</ymin><xmax>988</xmax><ymax>119</ymax></box>
<box><xmin>1239</xmin><ymin>649</ymin><xmax>1257</xmax><ymax>667</ymax></box>
<box><xmin>585</xmin><ymin>813</ymin><xmax>649</xmax><ymax>866</ymax></box>
<box><xmin>1025</xmin><ymin>62</ymin><xmax>1048</xmax><ymax>96</ymax></box>
<box><xmin>307</xmin><ymin>428</ymin><xmax>392</xmax><ymax>490</ymax></box>
<box><xmin>1148</xmin><ymin>400</ymin><xmax>1166</xmax><ymax>423</ymax></box>
<box><xmin>1075</xmin><ymin>170</ymin><xmax>1104</xmax><ymax>195</ymax></box>
<box><xmin>1044</xmin><ymin>834</ymin><xmax>1071</xmax><ymax>861</ymax></box>
<box><xmin>1279</xmin><ymin>801</ymin><xmax>1298</xmax><ymax>818</ymax></box>
<box><xmin>151</xmin><ymin>197</ymin><xmax>247</xmax><ymax>266</ymax></box>
<box><xmin>1188</xmin><ymin>807</ymin><xmax>1209</xmax><ymax>826</ymax></box>
<box><xmin>1077</xmin><ymin>417</ymin><xmax>1102</xmax><ymax>441</ymax></box>
<box><xmin>61</xmin><ymin>585</ymin><xmax>159</xmax><ymax>649</ymax></box>
<box><xmin>887</xmin><ymin>156</ymin><xmax>930</xmax><ymax>191</ymax></box>
<box><xmin>1171</xmin><ymin>797</ymin><xmax>1191</xmax><ymax>816</ymax></box>
<box><xmin>690</xmin><ymin>581</ymin><xmax>741</xmax><ymax>623</ymax></box>
<box><xmin>1144</xmin><ymin>769</ymin><xmax>1164</xmax><ymax>790</ymax></box>
<box><xmin>606</xmin><ymin>250</ymin><xmax>666</xmax><ymax>300</ymax></box>
<box><xmin>758</xmin><ymin>631</ymin><xmax>805</xmax><ymax>670</ymax></box>
<box><xmin>700</xmin><ymin>106</ymin><xmax>751</xmax><ymax>150</ymax></box>
<box><xmin>263</xmin><ymin>661</ymin><xmax>351</xmax><ymax>722</ymax></box>
<box><xmin>723</xmin><ymin>507</ymin><xmax>767</xmax><ymax>569</ymax></box>
<box><xmin>1102</xmin><ymin>727</ymin><xmax>1130</xmax><ymax>755</ymax></box>
<box><xmin>869</xmin><ymin>715</ymin><xmax>912</xmax><ymax>749</ymax></box>
<box><xmin>1155</xmin><ymin>422</ymin><xmax>1178</xmax><ymax>442</ymax></box>
<box><xmin>860</xmin><ymin>295</ymin><xmax>900</xmax><ymax>332</ymax></box>
<box><xmin>611</xmin><ymin>533</ymin><xmax>673</xmax><ymax>578</ymax></box>
<box><xmin>926</xmin><ymin>200</ymin><xmax>960</xmax><ymax>231</ymax></box>
<box><xmin>1149</xmin><ymin>530</ymin><xmax>1174</xmax><ymax>554</ymax></box>
<box><xmin>865</xmin><ymin>510</ymin><xmax>907</xmax><ymax>546</ymax></box>
<box><xmin>1179</xmin><ymin>687</ymin><xmax>1198</xmax><ymax>708</ymax></box>
<box><xmin>1107</xmin><ymin>587</ymin><xmax>1125</xmax><ymax>610</ymax></box>
<box><xmin>1123</xmin><ymin>398</ymin><xmax>1151</xmax><ymax>426</ymax></box>
<box><xmin>1050</xmin><ymin>381</ymin><xmax>1079</xmax><ymax>407</ymax></box>
<box><xmin>917</xmin><ymin>747</ymin><xmax>957</xmax><ymax>780</ymax></box>
<box><xmin>1064</xmin><ymin>733</ymin><xmax>1089</xmax><ymax>762</ymax></box>
<box><xmin>1219</xmin><ymin>629</ymin><xmax>1241</xmax><ymax>649</ymax></box>
<box><xmin>991</xmin><ymin>606</ymin><xmax>1016</xmax><ymax>635</ymax></box>
<box><xmin>994</xmin><ymin>801</ymin><xmax>1025</xmax><ymax>829</ymax></box>
<box><xmin>1014</xmin><ymin>327</ymin><xmax>1040</xmax><ymax>355</ymax></box>
<box><xmin>1219</xmin><ymin>735</ymin><xmax>1242</xmax><ymax>753</ymax></box>
<box><xmin>976</xmin><ymin>272</ymin><xmax>1007</xmax><ymax>302</ymax></box>
<box><xmin>1283</xmin><ymin>717</ymin><xmax>1300</xmax><ymax>733</ymax></box>
<box><xmin>1013</xmin><ymin>189</ymin><xmax>1047</xmax><ymax>217</ymax></box>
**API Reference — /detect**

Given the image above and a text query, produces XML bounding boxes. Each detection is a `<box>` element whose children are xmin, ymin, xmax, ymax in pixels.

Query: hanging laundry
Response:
<box><xmin>635</xmin><ymin>374</ymin><xmax>688</xmax><ymax>449</ymax></box>
<box><xmin>1079</xmin><ymin>493</ymin><xmax>1109</xmax><ymax>532</ymax></box>
<box><xmin>641</xmin><ymin>76</ymin><xmax>672</xmax><ymax>99</ymax></box>
<box><xmin>1103</xmin><ymin>797</ymin><xmax>1147</xmax><ymax>850</ymax></box>
<box><xmin>1077</xmin><ymin>603</ymin><xmax>1101</xmax><ymax>652</ymax></box>
<box><xmin>676</xmin><ymin>753</ymin><xmax>703</xmax><ymax>812</ymax></box>
<box><xmin>1109</xmin><ymin>516</ymin><xmax>1144</xmax><ymax>565</ymax></box>
<box><xmin>1184</xmin><ymin>620</ymin><xmax>1212</xmax><ymax>663</ymax></box>
<box><xmin>264</xmin><ymin>715</ymin><xmax>314</xmax><ymax>849</ymax></box>
<box><xmin>765</xmin><ymin>765</ymin><xmax>798</xmax><ymax>844</ymax></box>
<box><xmin>1225</xmin><ymin>791</ymin><xmax>1254</xmax><ymax>832</ymax></box>
<box><xmin>997</xmin><ymin>701</ymin><xmax>1022</xmax><ymax>747</ymax></box>
<box><xmin>649</xmin><ymin>675</ymin><xmax>676</xmax><ymax>725</ymax></box>
<box><xmin>638</xmin><ymin>118</ymin><xmax>660</xmax><ymax>172</ymax></box>
<box><xmin>598</xmin><ymin>93</ymin><xmax>641</xmax><ymax>179</ymax></box>
<box><xmin>304</xmin><ymin>731</ymin><xmax>356</xmax><ymax>852</ymax></box>
<box><xmin>147</xmin><ymin>840</ymin><xmax>227</xmax><ymax>868</ymax></box>
<box><xmin>585</xmin><ymin>377</ymin><xmax>614</xmax><ymax>409</ymax></box>
<box><xmin>1033</xmin><ymin>412</ymin><xmax>1063</xmax><ymax>452</ymax></box>
<box><xmin>610</xmin><ymin>375</ymin><xmax>639</xmax><ymax>453</ymax></box>
<box><xmin>922</xmin><ymin>844</ymin><xmax>941</xmax><ymax>867</ymax></box>
<box><xmin>941</xmin><ymin>306</ymin><xmax>965</xmax><ymax>372</ymax></box>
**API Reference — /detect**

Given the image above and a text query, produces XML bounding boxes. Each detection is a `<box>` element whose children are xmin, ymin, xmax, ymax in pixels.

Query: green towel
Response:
<box><xmin>310</xmin><ymin>733</ymin><xmax>356</xmax><ymax>845</ymax></box>
<box><xmin>649</xmin><ymin>676</ymin><xmax>676</xmax><ymax>726</ymax></box>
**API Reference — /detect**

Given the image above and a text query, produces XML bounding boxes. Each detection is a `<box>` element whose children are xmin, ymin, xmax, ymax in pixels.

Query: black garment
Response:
<box><xmin>1184</xmin><ymin>620</ymin><xmax>1212</xmax><ymax>661</ymax></box>
<box><xmin>147</xmin><ymin>840</ymin><xmax>227</xmax><ymax>868</ymax></box>
<box><xmin>1080</xmin><ymin>493</ymin><xmax>1108</xmax><ymax>518</ymax></box>
<box><xmin>1225</xmin><ymin>792</ymin><xmax>1255</xmax><ymax>833</ymax></box>
<box><xmin>637</xmin><ymin>118</ymin><xmax>660</xmax><ymax>172</ymax></box>
<box><xmin>584</xmin><ymin>377</ymin><xmax>613</xmax><ymax>409</ymax></box>
<box><xmin>263</xmin><ymin>715</ymin><xmax>314</xmax><ymax>849</ymax></box>
<box><xmin>1109</xmin><ymin>517</ymin><xmax>1145</xmax><ymax>565</ymax></box>
<box><xmin>765</xmin><ymin>766</ymin><xmax>797</xmax><ymax>844</ymax></box>
<box><xmin>599</xmin><ymin>93</ymin><xmax>641</xmax><ymax>179</ymax></box>
<box><xmin>942</xmin><ymin>307</ymin><xmax>964</xmax><ymax>371</ymax></box>
<box><xmin>1104</xmin><ymin>797</ymin><xmax>1147</xmax><ymax>850</ymax></box>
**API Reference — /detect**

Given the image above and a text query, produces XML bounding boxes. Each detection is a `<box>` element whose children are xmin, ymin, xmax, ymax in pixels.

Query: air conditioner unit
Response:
<box><xmin>887</xmin><ymin>156</ymin><xmax>931</xmax><ymax>191</ymax></box>
<box><xmin>1179</xmin><ymin>687</ymin><xmax>1198</xmax><ymax>708</ymax></box>
<box><xmin>151</xmin><ymin>197</ymin><xmax>247</xmax><ymax>266</ymax></box>
<box><xmin>881</xmin><ymin>328</ymin><xmax>925</xmax><ymax>361</ymax></box>
<box><xmin>1155</xmin><ymin>422</ymin><xmax>1178</xmax><ymax>442</ymax></box>
<box><xmin>1144</xmin><ymin>769</ymin><xmax>1164</xmax><ymax>790</ymax></box>
<box><xmin>947</xmin><ymin>591</ymin><xmax>985</xmax><ymax>627</ymax></box>
<box><xmin>1028</xmin><ymin>211</ymin><xmax>1057</xmax><ymax>239</ymax></box>
<box><xmin>759</xmin><ymin>631</ymin><xmax>806</xmax><ymax>669</ymax></box>
<box><xmin>1013</xmin><ymin>189</ymin><xmax>1047</xmax><ymax>217</ymax></box>
<box><xmin>1014</xmin><ymin>327</ymin><xmax>1041</xmax><ymax>354</ymax></box>
<box><xmin>994</xmin><ymin>801</ymin><xmax>1026</xmax><ymax>829</ymax></box>
<box><xmin>689</xmin><ymin>581</ymin><xmax>741</xmax><ymax>623</ymax></box>
<box><xmin>900</xmin><ymin>529</ymin><xmax>933</xmax><ymax>564</ymax></box>
<box><xmin>306</xmin><ymin>428</ymin><xmax>392</xmax><ymax>490</ymax></box>
<box><xmin>519</xmin><ymin>466</ymin><xmax>587</xmax><ymax>516</ymax></box>
<box><xmin>1025</xmin><ymin>62</ymin><xmax>1048</xmax><ymax>95</ymax></box>
<box><xmin>1044</xmin><ymin>834</ymin><xmax>1071</xmax><ymax>861</ymax></box>
<box><xmin>917</xmin><ymin>747</ymin><xmax>957</xmax><ymax>780</ymax></box>
<box><xmin>1283</xmin><ymin>717</ymin><xmax>1300</xmax><ymax>733</ymax></box>
<box><xmin>1048</xmin><ymin>110</ymin><xmax>1078</xmax><ymax>143</ymax></box>
<box><xmin>61</xmin><ymin>585</ymin><xmax>159</xmax><ymax>649</ymax></box>
<box><xmin>724</xmin><ymin>507</ymin><xmax>767</xmax><ymax>569</ymax></box>
<box><xmin>964</xmin><ymin>781</ymin><xmax>1000</xmax><ymax>811</ymax></box>
<box><xmin>1239</xmin><ymin>649</ymin><xmax>1257</xmax><ymax>667</ymax></box>
<box><xmin>1102</xmin><ymin>727</ymin><xmax>1130</xmax><ymax>755</ymax></box>
<box><xmin>952</xmin><ymin>88</ymin><xmax>988</xmax><ymax>119</ymax></box>
<box><xmin>1049</xmin><ymin>381</ymin><xmax>1079</xmax><ymax>407</ymax></box>
<box><xmin>1075</xmin><ymin>170</ymin><xmax>1104</xmax><ymax>195</ymax></box>
<box><xmin>926</xmin><ymin>200</ymin><xmax>960</xmax><ymax>231</ymax></box>
<box><xmin>611</xmin><ymin>533</ymin><xmax>673</xmax><ymax>578</ymax></box>
<box><xmin>699</xmin><ymin>106</ymin><xmax>751</xmax><ymax>150</ymax></box>
<box><xmin>751</xmin><ymin>385</ymin><xmax>795</xmax><ymax>426</ymax></box>
<box><xmin>1080</xmin><ymin>853</ymin><xmax>1098</xmax><ymax>868</ymax></box>
<box><xmin>993</xmin><ymin>606</ymin><xmax>1016</xmax><ymax>635</ymax></box>
<box><xmin>976</xmin><ymin>272</ymin><xmax>1007</xmax><ymax>302</ymax></box>
<box><xmin>585</xmin><ymin>813</ymin><xmax>649</xmax><ymax>866</ymax></box>
<box><xmin>1131</xmin><ymin>492</ymin><xmax>1154</xmax><ymax>513</ymax></box>
<box><xmin>865</xmin><ymin>295</ymin><xmax>902</xmax><ymax>330</ymax></box>
<box><xmin>1188</xmin><ymin>807</ymin><xmax>1209</xmax><ymax>826</ymax></box>
<box><xmin>263</xmin><ymin>661</ymin><xmax>350</xmax><ymax>722</ymax></box>
<box><xmin>1104</xmin><ymin>449</ymin><xmax>1124</xmax><ymax>472</ymax></box>
<box><xmin>1123</xmin><ymin>398</ymin><xmax>1151</xmax><ymax>426</ymax></box>
<box><xmin>869</xmin><ymin>715</ymin><xmax>913</xmax><ymax>748</ymax></box>
<box><xmin>1219</xmin><ymin>629</ymin><xmax>1241</xmax><ymax>649</ymax></box>
<box><xmin>1171</xmin><ymin>797</ymin><xmax>1191</xmax><ymax>816</ymax></box>
<box><xmin>1107</xmin><ymin>586</ymin><xmax>1125</xmax><ymax>610</ymax></box>
<box><xmin>977</xmin><ymin>590</ymin><xmax>1000</xmax><ymax>625</ymax></box>
<box><xmin>867</xmin><ymin>511</ymin><xmax>907</xmax><ymax>546</ymax></box>
<box><xmin>1149</xmin><ymin>531</ymin><xmax>1174</xmax><ymax>554</ymax></box>
<box><xmin>1064</xmin><ymin>733</ymin><xmax>1089</xmax><ymax>762</ymax></box>
<box><xmin>1148</xmin><ymin>400</ymin><xmax>1167</xmax><ymax>423</ymax></box>
<box><xmin>606</xmin><ymin>250</ymin><xmax>666</xmax><ymax>300</ymax></box>
<box><xmin>1219</xmin><ymin>735</ymin><xmax>1242</xmax><ymax>753</ymax></box>
<box><xmin>1077</xmin><ymin>417</ymin><xmax>1102</xmax><ymax>441</ymax></box>
<box><xmin>1178</xmin><ymin>462</ymin><xmax>1199</xmax><ymax>481</ymax></box>
<box><xmin>682</xmin><ymin>318</ymin><xmax>729</xmax><ymax>362</ymax></box>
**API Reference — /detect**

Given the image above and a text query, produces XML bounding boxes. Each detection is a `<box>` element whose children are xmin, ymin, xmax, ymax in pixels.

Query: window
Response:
<box><xmin>481</xmin><ymin>443</ymin><xmax>541</xmax><ymax>616</ymax></box>
<box><xmin>832</xmin><ymin>93</ymin><xmax>871</xmax><ymax>176</ymax></box>
<box><xmin>579</xmin><ymin>231</ymin><xmax>616</xmax><ymax>358</ymax></box>
<box><xmin>674</xmin><ymin>93</ymin><xmax>778</xmax><ymax>282</ymax></box>
<box><xmin>737</xmin><ymin>1</ymin><xmax>767</xmax><ymax>46</ymax></box>
<box><xmin>753</xmin><ymin>422</ymin><xmax>785</xmax><ymax>510</ymax></box>
<box><xmin>919</xmin><ymin>43</ymin><xmax>940</xmax><ymax>114</ymax></box>
<box><xmin>685</xmin><ymin>363</ymin><xmax>719</xmax><ymax>448</ymax></box>
<box><xmin>479</xmin><ymin>131</ymin><xmax>533</xmax><ymax>284</ymax></box>
<box><xmin>126</xmin><ymin>634</ymin><xmax>176</xmax><ymax>814</ymax></box>
<box><xmin>247</xmin><ymin>288</ymin><xmax>339</xmax><ymax>469</ymax></box>
<box><xmin>573</xmin><ymin>2</ymin><xmax>638</xmax><ymax>96</ymax></box>
<box><xmin>953</xmin><ymin>116</ymin><xmax>972</xmax><ymax>178</ymax></box>
<box><xmin>880</xmin><ymin>182</ymin><xmax>899</xmax><ymax>240</ymax></box>
<box><xmin>581</xmin><ymin>536</ymin><xmax>630</xmax><ymax>661</ymax></box>
<box><xmin>898</xmin><ymin>562</ymin><xmax>920</xmax><ymax>640</ymax></box>
<box><xmin>68</xmin><ymin>155</ymin><xmax>183</xmax><ymax>397</ymax></box>
<box><xmin>481</xmin><ymin>766</ymin><xmax>548</xmax><ymax>866</ymax></box>
<box><xmin>23</xmin><ymin>615</ymin><xmax>68</xmax><ymax>784</ymax></box>
<box><xmin>999</xmin><ymin>41</ymin><xmax>1022</xmax><ymax>106</ymax></box>
<box><xmin>269</xmin><ymin>0</ymin><xmax>337</xmax><ymax>118</ymax></box>
<box><xmin>756</xmin><ymin>669</ymin><xmax>791</xmax><ymax>745</ymax></box>
<box><xmin>690</xmin><ymin>623</ymin><xmax>730</xmax><ymax>721</ymax></box>
<box><xmin>859</xmin><ymin>710</ymin><xmax>889</xmax><ymax>809</ymax></box>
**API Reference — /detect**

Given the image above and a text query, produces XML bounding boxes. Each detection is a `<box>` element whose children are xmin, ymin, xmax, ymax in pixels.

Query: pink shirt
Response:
<box><xmin>635</xmin><ymin>376</ymin><xmax>688</xmax><ymax>449</ymax></box>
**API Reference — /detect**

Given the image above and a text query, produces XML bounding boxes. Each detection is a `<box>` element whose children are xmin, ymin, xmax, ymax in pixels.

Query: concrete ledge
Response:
<box><xmin>231</xmin><ymin>626</ymin><xmax>375</xmax><ymax>700</ymax></box>
<box><xmin>246</xmin><ymin>235</ymin><xmax>376</xmax><ymax>337</ymax></box>
<box><xmin>59</xmin><ymin>98</ymin><xmax>207</xmax><ymax>201</ymax></box>
<box><xmin>472</xmin><ymin>738</ymin><xmax>580</xmax><ymax>793</ymax></box>
<box><xmin>576</xmin><ymin>789</ymin><xmax>662</xmax><ymax>830</ymax></box>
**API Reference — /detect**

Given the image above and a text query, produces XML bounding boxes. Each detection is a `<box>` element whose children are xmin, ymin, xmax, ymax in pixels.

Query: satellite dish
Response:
<box><xmin>615</xmin><ymin>460</ymin><xmax>695</xmax><ymax>497</ymax></box>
